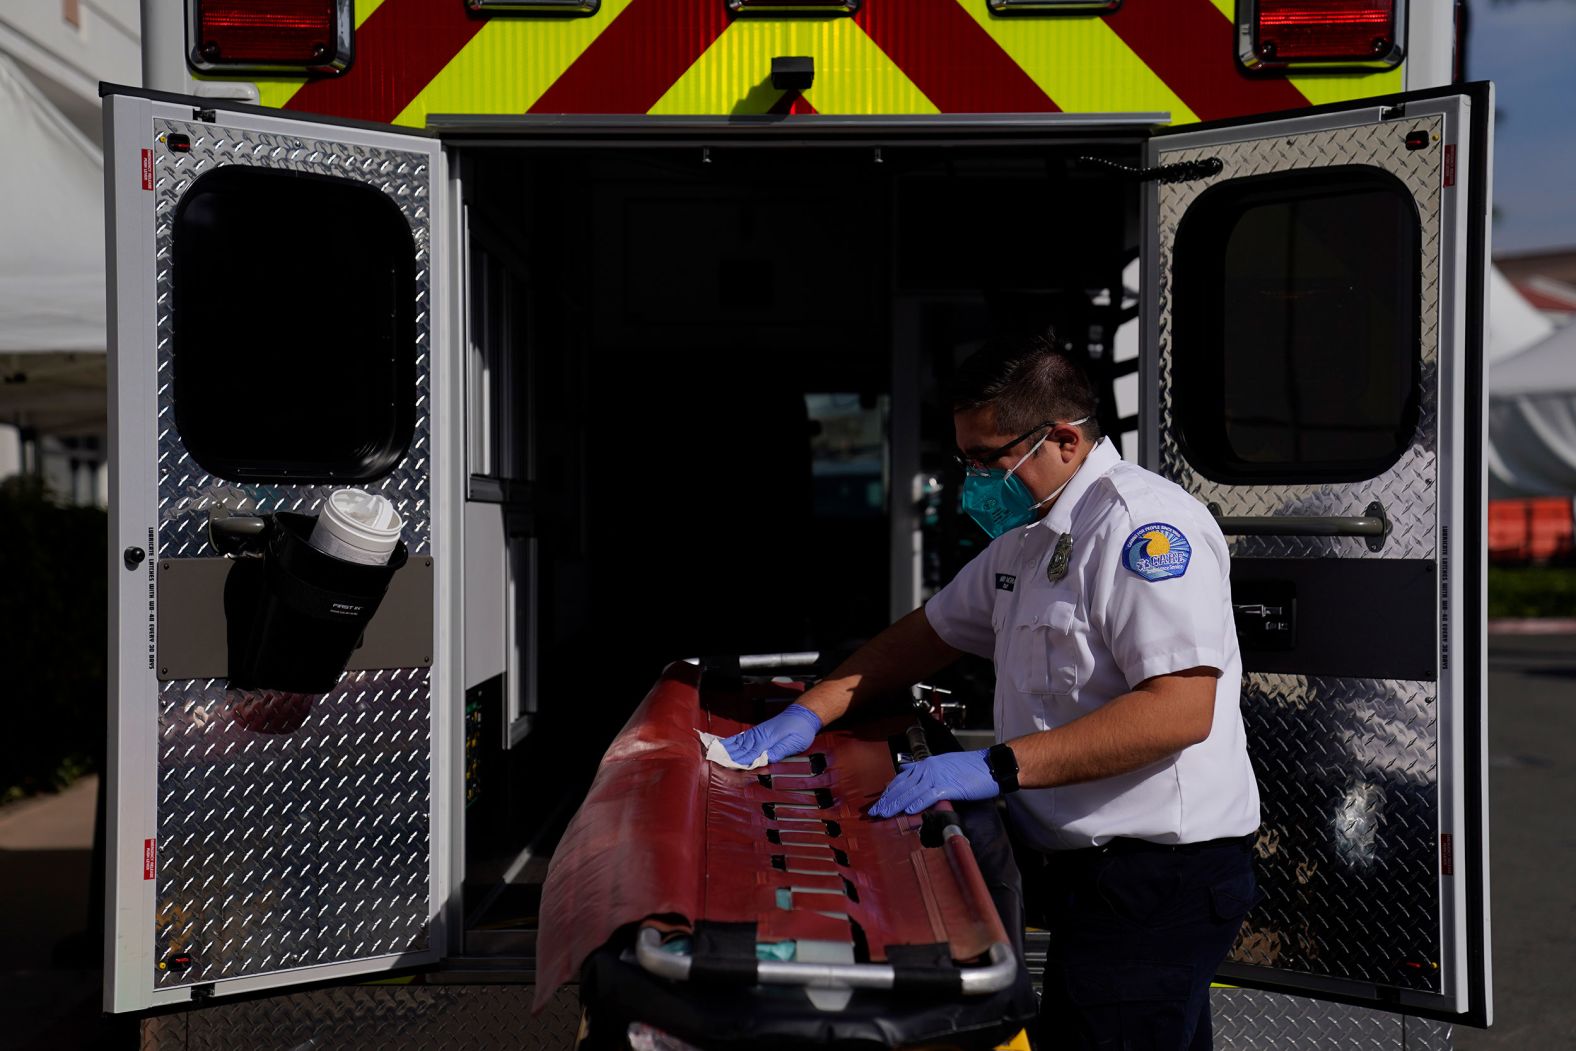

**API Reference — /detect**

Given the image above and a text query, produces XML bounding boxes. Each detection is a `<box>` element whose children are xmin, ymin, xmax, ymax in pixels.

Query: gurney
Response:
<box><xmin>534</xmin><ymin>659</ymin><xmax>1037</xmax><ymax>1049</ymax></box>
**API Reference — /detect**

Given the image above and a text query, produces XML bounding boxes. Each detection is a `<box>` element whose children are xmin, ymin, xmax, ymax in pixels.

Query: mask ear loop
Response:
<box><xmin>1013</xmin><ymin>416</ymin><xmax>1094</xmax><ymax>511</ymax></box>
<box><xmin>1003</xmin><ymin>430</ymin><xmax>1052</xmax><ymax>481</ymax></box>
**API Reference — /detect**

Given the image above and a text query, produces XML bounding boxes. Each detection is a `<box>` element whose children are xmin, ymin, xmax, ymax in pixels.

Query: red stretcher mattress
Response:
<box><xmin>533</xmin><ymin>661</ymin><xmax>1035</xmax><ymax>1048</ymax></box>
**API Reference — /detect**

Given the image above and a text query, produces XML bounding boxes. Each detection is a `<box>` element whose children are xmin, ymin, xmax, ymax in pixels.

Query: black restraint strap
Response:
<box><xmin>885</xmin><ymin>942</ymin><xmax>963</xmax><ymax>995</ymax></box>
<box><xmin>690</xmin><ymin>921</ymin><xmax>760</xmax><ymax>986</ymax></box>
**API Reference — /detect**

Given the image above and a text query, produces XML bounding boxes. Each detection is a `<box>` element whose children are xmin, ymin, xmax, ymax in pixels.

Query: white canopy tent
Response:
<box><xmin>1489</xmin><ymin>314</ymin><xmax>1576</xmax><ymax>499</ymax></box>
<box><xmin>0</xmin><ymin>49</ymin><xmax>106</xmax><ymax>442</ymax></box>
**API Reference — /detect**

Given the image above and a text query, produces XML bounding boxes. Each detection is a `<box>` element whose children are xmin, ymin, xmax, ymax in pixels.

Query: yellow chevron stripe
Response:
<box><xmin>354</xmin><ymin>0</ymin><xmax>387</xmax><ymax>27</ymax></box>
<box><xmin>648</xmin><ymin>17</ymin><xmax>937</xmax><ymax>116</ymax></box>
<box><xmin>391</xmin><ymin>0</ymin><xmax>633</xmax><ymax>126</ymax></box>
<box><xmin>252</xmin><ymin>80</ymin><xmax>307</xmax><ymax>109</ymax></box>
<box><xmin>1205</xmin><ymin>0</ymin><xmax>1406</xmax><ymax>107</ymax></box>
<box><xmin>955</xmin><ymin>0</ymin><xmax>1196</xmax><ymax>123</ymax></box>
<box><xmin>1290</xmin><ymin>66</ymin><xmax>1404</xmax><ymax>106</ymax></box>
<box><xmin>995</xmin><ymin>1029</ymin><xmax>1032</xmax><ymax>1051</ymax></box>
<box><xmin>252</xmin><ymin>0</ymin><xmax>388</xmax><ymax>111</ymax></box>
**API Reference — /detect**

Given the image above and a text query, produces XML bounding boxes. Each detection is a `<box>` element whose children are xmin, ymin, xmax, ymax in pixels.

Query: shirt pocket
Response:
<box><xmin>1005</xmin><ymin>592</ymin><xmax>1081</xmax><ymax>696</ymax></box>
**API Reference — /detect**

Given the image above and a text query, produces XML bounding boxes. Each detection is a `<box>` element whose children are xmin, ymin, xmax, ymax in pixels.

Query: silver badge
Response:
<box><xmin>1047</xmin><ymin>533</ymin><xmax>1073</xmax><ymax>583</ymax></box>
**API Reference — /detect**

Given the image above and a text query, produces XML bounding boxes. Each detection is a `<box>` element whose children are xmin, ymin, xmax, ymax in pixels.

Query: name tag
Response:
<box><xmin>995</xmin><ymin>574</ymin><xmax>1017</xmax><ymax>592</ymax></box>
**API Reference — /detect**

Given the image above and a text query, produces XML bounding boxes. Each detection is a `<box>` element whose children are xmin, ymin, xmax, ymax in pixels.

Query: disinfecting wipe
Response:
<box><xmin>308</xmin><ymin>489</ymin><xmax>404</xmax><ymax>566</ymax></box>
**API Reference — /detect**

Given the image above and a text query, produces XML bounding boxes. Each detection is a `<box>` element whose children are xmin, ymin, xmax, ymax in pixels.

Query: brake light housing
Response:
<box><xmin>1239</xmin><ymin>0</ymin><xmax>1406</xmax><ymax>70</ymax></box>
<box><xmin>186</xmin><ymin>0</ymin><xmax>353</xmax><ymax>75</ymax></box>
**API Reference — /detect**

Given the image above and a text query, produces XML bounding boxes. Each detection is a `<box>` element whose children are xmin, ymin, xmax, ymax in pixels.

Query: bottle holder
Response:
<box><xmin>224</xmin><ymin>511</ymin><xmax>409</xmax><ymax>695</ymax></box>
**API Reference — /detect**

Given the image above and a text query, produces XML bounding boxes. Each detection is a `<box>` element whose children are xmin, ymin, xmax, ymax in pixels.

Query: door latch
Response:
<box><xmin>1231</xmin><ymin>592</ymin><xmax>1296</xmax><ymax>651</ymax></box>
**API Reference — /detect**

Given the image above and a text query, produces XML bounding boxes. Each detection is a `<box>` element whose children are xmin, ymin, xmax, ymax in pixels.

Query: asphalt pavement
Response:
<box><xmin>0</xmin><ymin>774</ymin><xmax>125</xmax><ymax>1050</ymax></box>
<box><xmin>1455</xmin><ymin>632</ymin><xmax>1576</xmax><ymax>1051</ymax></box>
<box><xmin>0</xmin><ymin>634</ymin><xmax>1571</xmax><ymax>1050</ymax></box>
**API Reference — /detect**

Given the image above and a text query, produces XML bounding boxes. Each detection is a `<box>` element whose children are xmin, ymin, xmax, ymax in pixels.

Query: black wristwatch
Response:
<box><xmin>985</xmin><ymin>743</ymin><xmax>1020</xmax><ymax>794</ymax></box>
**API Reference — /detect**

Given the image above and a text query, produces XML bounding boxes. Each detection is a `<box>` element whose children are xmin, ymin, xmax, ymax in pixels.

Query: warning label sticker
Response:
<box><xmin>143</xmin><ymin>838</ymin><xmax>156</xmax><ymax>881</ymax></box>
<box><xmin>141</xmin><ymin>148</ymin><xmax>153</xmax><ymax>191</ymax></box>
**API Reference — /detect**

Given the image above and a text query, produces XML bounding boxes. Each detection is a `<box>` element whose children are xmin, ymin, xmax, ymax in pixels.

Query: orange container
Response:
<box><xmin>1528</xmin><ymin>498</ymin><xmax>1575</xmax><ymax>563</ymax></box>
<box><xmin>1488</xmin><ymin>500</ymin><xmax>1531</xmax><ymax>563</ymax></box>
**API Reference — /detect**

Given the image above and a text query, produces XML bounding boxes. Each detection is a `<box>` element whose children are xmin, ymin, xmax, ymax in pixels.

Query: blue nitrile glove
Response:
<box><xmin>868</xmin><ymin>750</ymin><xmax>1000</xmax><ymax>818</ymax></box>
<box><xmin>721</xmin><ymin>703</ymin><xmax>823</xmax><ymax>766</ymax></box>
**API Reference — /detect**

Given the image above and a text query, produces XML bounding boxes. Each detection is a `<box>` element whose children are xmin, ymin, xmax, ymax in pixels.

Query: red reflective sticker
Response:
<box><xmin>141</xmin><ymin>148</ymin><xmax>153</xmax><ymax>191</ymax></box>
<box><xmin>144</xmin><ymin>838</ymin><xmax>157</xmax><ymax>880</ymax></box>
<box><xmin>1443</xmin><ymin>144</ymin><xmax>1457</xmax><ymax>188</ymax></box>
<box><xmin>1440</xmin><ymin>832</ymin><xmax>1454</xmax><ymax>876</ymax></box>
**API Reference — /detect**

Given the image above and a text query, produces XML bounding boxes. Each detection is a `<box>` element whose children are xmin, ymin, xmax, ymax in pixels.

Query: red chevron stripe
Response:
<box><xmin>768</xmin><ymin>91</ymin><xmax>819</xmax><ymax>116</ymax></box>
<box><xmin>284</xmin><ymin>0</ymin><xmax>485</xmax><ymax>123</ymax></box>
<box><xmin>528</xmin><ymin>0</ymin><xmax>728</xmax><ymax>114</ymax></box>
<box><xmin>1104</xmin><ymin>0</ymin><xmax>1308</xmax><ymax>122</ymax></box>
<box><xmin>854</xmin><ymin>0</ymin><xmax>1058</xmax><ymax>113</ymax></box>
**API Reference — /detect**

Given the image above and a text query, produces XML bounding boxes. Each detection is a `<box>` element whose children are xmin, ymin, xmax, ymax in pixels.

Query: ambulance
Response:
<box><xmin>105</xmin><ymin>1</ymin><xmax>1491</xmax><ymax>1048</ymax></box>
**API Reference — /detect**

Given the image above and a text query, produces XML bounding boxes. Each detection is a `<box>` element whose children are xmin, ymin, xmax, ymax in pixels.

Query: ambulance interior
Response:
<box><xmin>444</xmin><ymin>136</ymin><xmax>1148</xmax><ymax>933</ymax></box>
<box><xmin>176</xmin><ymin>120</ymin><xmax>1451</xmax><ymax>977</ymax></box>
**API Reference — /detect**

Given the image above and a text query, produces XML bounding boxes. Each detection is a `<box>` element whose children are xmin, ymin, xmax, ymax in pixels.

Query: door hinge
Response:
<box><xmin>192</xmin><ymin>107</ymin><xmax>216</xmax><ymax>123</ymax></box>
<box><xmin>1078</xmin><ymin>155</ymin><xmax>1223</xmax><ymax>183</ymax></box>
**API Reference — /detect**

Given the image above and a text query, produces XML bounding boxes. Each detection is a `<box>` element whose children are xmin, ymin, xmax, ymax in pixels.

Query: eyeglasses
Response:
<box><xmin>953</xmin><ymin>421</ymin><xmax>1053</xmax><ymax>474</ymax></box>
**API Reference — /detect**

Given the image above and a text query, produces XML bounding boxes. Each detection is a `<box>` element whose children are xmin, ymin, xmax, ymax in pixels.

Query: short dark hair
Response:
<box><xmin>950</xmin><ymin>334</ymin><xmax>1102</xmax><ymax>441</ymax></box>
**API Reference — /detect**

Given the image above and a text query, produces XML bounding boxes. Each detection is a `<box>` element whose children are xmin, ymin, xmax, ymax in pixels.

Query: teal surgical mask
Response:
<box><xmin>960</xmin><ymin>418</ymin><xmax>1090</xmax><ymax>539</ymax></box>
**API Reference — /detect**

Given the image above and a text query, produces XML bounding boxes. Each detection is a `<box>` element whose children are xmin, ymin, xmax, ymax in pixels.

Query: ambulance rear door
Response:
<box><xmin>1142</xmin><ymin>84</ymin><xmax>1492</xmax><ymax>1024</ymax></box>
<box><xmin>103</xmin><ymin>86</ymin><xmax>460</xmax><ymax>1012</ymax></box>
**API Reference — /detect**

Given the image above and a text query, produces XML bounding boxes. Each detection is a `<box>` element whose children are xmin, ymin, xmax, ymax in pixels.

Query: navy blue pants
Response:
<box><xmin>1030</xmin><ymin>836</ymin><xmax>1258</xmax><ymax>1051</ymax></box>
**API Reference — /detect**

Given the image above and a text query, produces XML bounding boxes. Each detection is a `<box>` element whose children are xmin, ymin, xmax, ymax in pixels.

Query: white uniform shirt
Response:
<box><xmin>925</xmin><ymin>438</ymin><xmax>1260</xmax><ymax>850</ymax></box>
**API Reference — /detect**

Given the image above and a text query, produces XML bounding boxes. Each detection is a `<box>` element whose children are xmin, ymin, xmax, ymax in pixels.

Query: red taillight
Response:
<box><xmin>192</xmin><ymin>0</ymin><xmax>347</xmax><ymax>70</ymax></box>
<box><xmin>1253</xmin><ymin>0</ymin><xmax>1399</xmax><ymax>64</ymax></box>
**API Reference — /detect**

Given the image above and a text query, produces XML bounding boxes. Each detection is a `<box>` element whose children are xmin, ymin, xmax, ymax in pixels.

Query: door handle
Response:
<box><xmin>1209</xmin><ymin>501</ymin><xmax>1391</xmax><ymax>552</ymax></box>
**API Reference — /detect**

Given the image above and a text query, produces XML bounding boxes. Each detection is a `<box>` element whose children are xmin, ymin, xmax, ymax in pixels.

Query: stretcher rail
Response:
<box><xmin>635</xmin><ymin>928</ymin><xmax>1019</xmax><ymax>995</ymax></box>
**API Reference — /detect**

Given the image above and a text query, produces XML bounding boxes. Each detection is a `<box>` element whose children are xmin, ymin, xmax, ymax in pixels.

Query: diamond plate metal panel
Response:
<box><xmin>140</xmin><ymin>985</ymin><xmax>583</xmax><ymax>1051</ymax></box>
<box><xmin>151</xmin><ymin>118</ymin><xmax>433</xmax><ymax>559</ymax></box>
<box><xmin>148</xmin><ymin>118</ymin><xmax>437</xmax><ymax>991</ymax></box>
<box><xmin>1231</xmin><ymin>674</ymin><xmax>1441</xmax><ymax>993</ymax></box>
<box><xmin>155</xmin><ymin>670</ymin><xmax>433</xmax><ymax>987</ymax></box>
<box><xmin>1154</xmin><ymin>116</ymin><xmax>1444</xmax><ymax>562</ymax></box>
<box><xmin>1211</xmin><ymin>988</ymin><xmax>1452</xmax><ymax>1051</ymax></box>
<box><xmin>139</xmin><ymin>984</ymin><xmax>1451</xmax><ymax>1051</ymax></box>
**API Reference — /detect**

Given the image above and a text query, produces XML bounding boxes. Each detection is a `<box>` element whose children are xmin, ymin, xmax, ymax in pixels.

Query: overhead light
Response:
<box><xmin>467</xmin><ymin>0</ymin><xmax>600</xmax><ymax>12</ymax></box>
<box><xmin>729</xmin><ymin>0</ymin><xmax>859</xmax><ymax>14</ymax></box>
<box><xmin>989</xmin><ymin>0</ymin><xmax>1122</xmax><ymax>12</ymax></box>
<box><xmin>771</xmin><ymin>57</ymin><xmax>815</xmax><ymax>93</ymax></box>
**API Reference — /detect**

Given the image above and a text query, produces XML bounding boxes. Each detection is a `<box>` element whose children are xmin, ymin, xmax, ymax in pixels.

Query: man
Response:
<box><xmin>721</xmin><ymin>335</ymin><xmax>1259</xmax><ymax>1050</ymax></box>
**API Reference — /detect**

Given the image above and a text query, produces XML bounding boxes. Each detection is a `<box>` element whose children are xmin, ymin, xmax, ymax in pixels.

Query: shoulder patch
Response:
<box><xmin>1122</xmin><ymin>523</ymin><xmax>1192</xmax><ymax>582</ymax></box>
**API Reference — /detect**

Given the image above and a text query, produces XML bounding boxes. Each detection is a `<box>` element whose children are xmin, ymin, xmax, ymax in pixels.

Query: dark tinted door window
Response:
<box><xmin>1173</xmin><ymin>167</ymin><xmax>1421</xmax><ymax>483</ymax></box>
<box><xmin>171</xmin><ymin>166</ymin><xmax>417</xmax><ymax>483</ymax></box>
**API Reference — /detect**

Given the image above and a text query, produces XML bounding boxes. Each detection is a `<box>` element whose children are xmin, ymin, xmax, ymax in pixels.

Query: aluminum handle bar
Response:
<box><xmin>1210</xmin><ymin>501</ymin><xmax>1391</xmax><ymax>552</ymax></box>
<box><xmin>736</xmin><ymin>652</ymin><xmax>822</xmax><ymax>671</ymax></box>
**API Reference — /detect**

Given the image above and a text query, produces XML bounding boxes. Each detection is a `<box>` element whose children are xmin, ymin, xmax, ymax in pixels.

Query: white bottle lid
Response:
<box><xmin>307</xmin><ymin>489</ymin><xmax>404</xmax><ymax>566</ymax></box>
